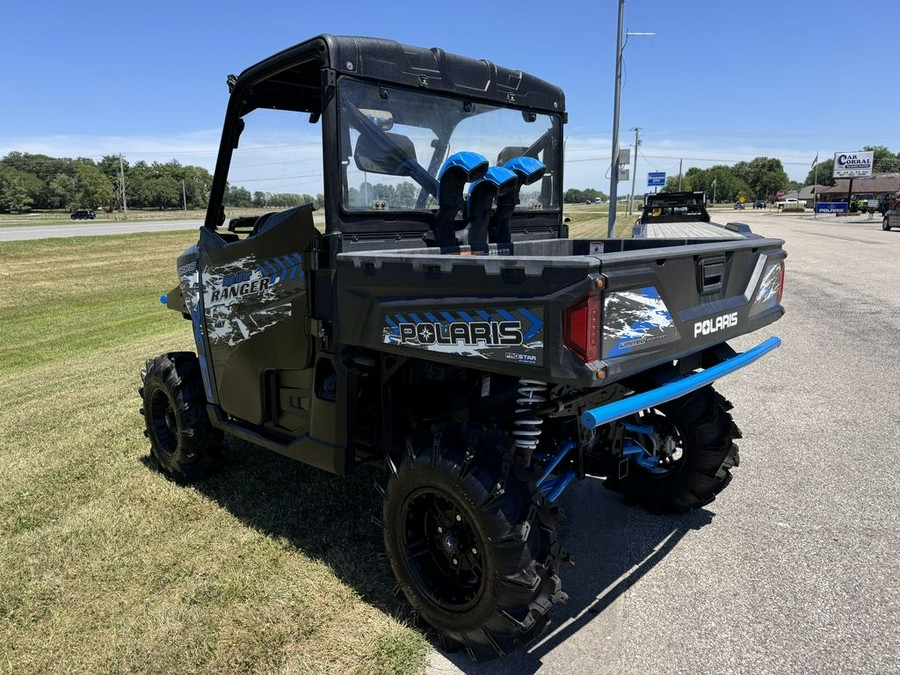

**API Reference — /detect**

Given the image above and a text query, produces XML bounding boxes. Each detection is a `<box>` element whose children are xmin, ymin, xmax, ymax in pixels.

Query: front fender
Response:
<box><xmin>164</xmin><ymin>283</ymin><xmax>189</xmax><ymax>318</ymax></box>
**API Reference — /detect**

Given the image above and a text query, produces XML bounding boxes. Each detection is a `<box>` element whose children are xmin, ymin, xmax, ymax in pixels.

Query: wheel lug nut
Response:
<box><xmin>471</xmin><ymin>548</ymin><xmax>477</xmax><ymax>555</ymax></box>
<box><xmin>452</xmin><ymin>558</ymin><xmax>458</xmax><ymax>565</ymax></box>
<box><xmin>437</xmin><ymin>526</ymin><xmax>443</xmax><ymax>533</ymax></box>
<box><xmin>455</xmin><ymin>514</ymin><xmax>462</xmax><ymax>522</ymax></box>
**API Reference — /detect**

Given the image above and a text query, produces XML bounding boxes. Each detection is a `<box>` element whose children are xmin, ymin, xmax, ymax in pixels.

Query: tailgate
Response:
<box><xmin>599</xmin><ymin>237</ymin><xmax>785</xmax><ymax>381</ymax></box>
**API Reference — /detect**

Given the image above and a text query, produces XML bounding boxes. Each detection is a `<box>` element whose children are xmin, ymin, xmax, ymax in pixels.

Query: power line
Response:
<box><xmin>228</xmin><ymin>171</ymin><xmax>323</xmax><ymax>183</ymax></box>
<box><xmin>233</xmin><ymin>156</ymin><xmax>323</xmax><ymax>170</ymax></box>
<box><xmin>564</xmin><ymin>153</ymin><xmax>824</xmax><ymax>167</ymax></box>
<box><xmin>563</xmin><ymin>128</ymin><xmax>900</xmax><ymax>141</ymax></box>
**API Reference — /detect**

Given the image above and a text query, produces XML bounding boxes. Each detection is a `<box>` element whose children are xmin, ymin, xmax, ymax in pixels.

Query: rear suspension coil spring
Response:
<box><xmin>513</xmin><ymin>379</ymin><xmax>548</xmax><ymax>464</ymax></box>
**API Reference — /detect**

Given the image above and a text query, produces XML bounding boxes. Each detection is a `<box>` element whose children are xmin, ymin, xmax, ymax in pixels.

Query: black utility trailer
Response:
<box><xmin>140</xmin><ymin>35</ymin><xmax>785</xmax><ymax>660</ymax></box>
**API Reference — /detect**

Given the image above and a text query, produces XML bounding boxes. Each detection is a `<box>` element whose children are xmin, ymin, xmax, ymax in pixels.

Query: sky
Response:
<box><xmin>2</xmin><ymin>0</ymin><xmax>899</xmax><ymax>192</ymax></box>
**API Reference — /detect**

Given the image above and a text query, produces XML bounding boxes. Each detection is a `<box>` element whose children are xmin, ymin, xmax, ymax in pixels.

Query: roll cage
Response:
<box><xmin>204</xmin><ymin>34</ymin><xmax>567</xmax><ymax>243</ymax></box>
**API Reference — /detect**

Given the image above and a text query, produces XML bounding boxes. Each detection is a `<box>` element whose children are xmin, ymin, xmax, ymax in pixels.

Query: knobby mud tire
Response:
<box><xmin>382</xmin><ymin>427</ymin><xmax>567</xmax><ymax>661</ymax></box>
<box><xmin>606</xmin><ymin>385</ymin><xmax>741</xmax><ymax>513</ymax></box>
<box><xmin>139</xmin><ymin>352</ymin><xmax>222</xmax><ymax>481</ymax></box>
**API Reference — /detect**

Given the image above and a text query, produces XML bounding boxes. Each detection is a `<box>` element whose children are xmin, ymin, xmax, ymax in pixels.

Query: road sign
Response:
<box><xmin>776</xmin><ymin>189</ymin><xmax>785</xmax><ymax>199</ymax></box>
<box><xmin>648</xmin><ymin>172</ymin><xmax>666</xmax><ymax>187</ymax></box>
<box><xmin>739</xmin><ymin>196</ymin><xmax>745</xmax><ymax>203</ymax></box>
<box><xmin>833</xmin><ymin>151</ymin><xmax>873</xmax><ymax>178</ymax></box>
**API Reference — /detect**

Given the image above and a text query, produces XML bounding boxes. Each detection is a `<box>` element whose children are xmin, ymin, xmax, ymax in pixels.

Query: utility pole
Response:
<box><xmin>606</xmin><ymin>2</ymin><xmax>654</xmax><ymax>236</ymax></box>
<box><xmin>607</xmin><ymin>0</ymin><xmax>626</xmax><ymax>237</ymax></box>
<box><xmin>678</xmin><ymin>158</ymin><xmax>683</xmax><ymax>190</ymax></box>
<box><xmin>628</xmin><ymin>127</ymin><xmax>641</xmax><ymax>216</ymax></box>
<box><xmin>813</xmin><ymin>152</ymin><xmax>819</xmax><ymax>218</ymax></box>
<box><xmin>712</xmin><ymin>177</ymin><xmax>718</xmax><ymax>205</ymax></box>
<box><xmin>118</xmin><ymin>154</ymin><xmax>128</xmax><ymax>218</ymax></box>
<box><xmin>182</xmin><ymin>180</ymin><xmax>187</xmax><ymax>211</ymax></box>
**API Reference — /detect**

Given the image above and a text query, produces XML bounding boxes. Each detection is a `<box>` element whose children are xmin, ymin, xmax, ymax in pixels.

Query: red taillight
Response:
<box><xmin>777</xmin><ymin>261</ymin><xmax>785</xmax><ymax>304</ymax></box>
<box><xmin>564</xmin><ymin>292</ymin><xmax>601</xmax><ymax>362</ymax></box>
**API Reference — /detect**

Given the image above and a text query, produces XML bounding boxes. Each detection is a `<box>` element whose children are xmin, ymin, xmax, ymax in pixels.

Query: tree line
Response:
<box><xmin>224</xmin><ymin>185</ymin><xmax>324</xmax><ymax>209</ymax></box>
<box><xmin>0</xmin><ymin>152</ymin><xmax>319</xmax><ymax>214</ymax></box>
<box><xmin>564</xmin><ymin>147</ymin><xmax>900</xmax><ymax>206</ymax></box>
<box><xmin>665</xmin><ymin>146</ymin><xmax>900</xmax><ymax>202</ymax></box>
<box><xmin>661</xmin><ymin>156</ymin><xmax>793</xmax><ymax>202</ymax></box>
<box><xmin>7</xmin><ymin>146</ymin><xmax>898</xmax><ymax>214</ymax></box>
<box><xmin>562</xmin><ymin>156</ymin><xmax>803</xmax><ymax>205</ymax></box>
<box><xmin>564</xmin><ymin>188</ymin><xmax>608</xmax><ymax>204</ymax></box>
<box><xmin>0</xmin><ymin>152</ymin><xmax>216</xmax><ymax>213</ymax></box>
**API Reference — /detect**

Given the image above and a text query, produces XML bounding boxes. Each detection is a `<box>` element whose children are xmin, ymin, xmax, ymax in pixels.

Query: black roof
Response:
<box><xmin>232</xmin><ymin>34</ymin><xmax>565</xmax><ymax>115</ymax></box>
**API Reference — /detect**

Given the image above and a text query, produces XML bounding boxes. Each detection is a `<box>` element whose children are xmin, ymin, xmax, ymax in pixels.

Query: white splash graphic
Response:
<box><xmin>202</xmin><ymin>255</ymin><xmax>290</xmax><ymax>346</ymax></box>
<box><xmin>754</xmin><ymin>264</ymin><xmax>781</xmax><ymax>305</ymax></box>
<box><xmin>603</xmin><ymin>288</ymin><xmax>680</xmax><ymax>357</ymax></box>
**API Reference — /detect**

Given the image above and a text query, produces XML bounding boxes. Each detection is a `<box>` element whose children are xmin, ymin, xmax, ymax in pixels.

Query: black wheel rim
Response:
<box><xmin>633</xmin><ymin>410</ymin><xmax>685</xmax><ymax>477</ymax></box>
<box><xmin>399</xmin><ymin>488</ymin><xmax>486</xmax><ymax>613</ymax></box>
<box><xmin>148</xmin><ymin>388</ymin><xmax>178</xmax><ymax>456</ymax></box>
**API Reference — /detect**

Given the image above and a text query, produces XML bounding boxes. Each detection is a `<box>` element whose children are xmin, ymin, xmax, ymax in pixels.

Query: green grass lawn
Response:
<box><xmin>0</xmin><ymin>232</ymin><xmax>427</xmax><ymax>674</ymax></box>
<box><xmin>564</xmin><ymin>203</ymin><xmax>634</xmax><ymax>239</ymax></box>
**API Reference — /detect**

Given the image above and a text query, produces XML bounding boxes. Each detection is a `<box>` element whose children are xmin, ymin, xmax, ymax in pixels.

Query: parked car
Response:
<box><xmin>882</xmin><ymin>202</ymin><xmax>900</xmax><ymax>231</ymax></box>
<box><xmin>850</xmin><ymin>194</ymin><xmax>876</xmax><ymax>214</ymax></box>
<box><xmin>776</xmin><ymin>198</ymin><xmax>805</xmax><ymax>212</ymax></box>
<box><xmin>753</xmin><ymin>199</ymin><xmax>766</xmax><ymax>209</ymax></box>
<box><xmin>70</xmin><ymin>209</ymin><xmax>95</xmax><ymax>220</ymax></box>
<box><xmin>878</xmin><ymin>196</ymin><xmax>899</xmax><ymax>215</ymax></box>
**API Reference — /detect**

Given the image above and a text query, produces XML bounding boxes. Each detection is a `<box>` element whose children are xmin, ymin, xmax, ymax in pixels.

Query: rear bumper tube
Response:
<box><xmin>581</xmin><ymin>336</ymin><xmax>781</xmax><ymax>430</ymax></box>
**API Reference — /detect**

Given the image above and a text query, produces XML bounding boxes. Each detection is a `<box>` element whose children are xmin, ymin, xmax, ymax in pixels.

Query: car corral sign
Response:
<box><xmin>833</xmin><ymin>151</ymin><xmax>874</xmax><ymax>178</ymax></box>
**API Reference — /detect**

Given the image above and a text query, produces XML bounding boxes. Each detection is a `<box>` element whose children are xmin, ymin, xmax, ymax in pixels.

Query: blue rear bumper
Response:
<box><xmin>581</xmin><ymin>336</ymin><xmax>781</xmax><ymax>430</ymax></box>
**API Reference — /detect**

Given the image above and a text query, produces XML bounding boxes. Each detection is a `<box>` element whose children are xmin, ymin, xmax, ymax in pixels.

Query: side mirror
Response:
<box><xmin>497</xmin><ymin>145</ymin><xmax>529</xmax><ymax>166</ymax></box>
<box><xmin>359</xmin><ymin>109</ymin><xmax>394</xmax><ymax>131</ymax></box>
<box><xmin>354</xmin><ymin>132</ymin><xmax>417</xmax><ymax>177</ymax></box>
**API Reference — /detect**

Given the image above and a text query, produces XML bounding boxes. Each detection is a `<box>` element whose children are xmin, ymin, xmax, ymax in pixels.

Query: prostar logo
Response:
<box><xmin>694</xmin><ymin>312</ymin><xmax>738</xmax><ymax>338</ymax></box>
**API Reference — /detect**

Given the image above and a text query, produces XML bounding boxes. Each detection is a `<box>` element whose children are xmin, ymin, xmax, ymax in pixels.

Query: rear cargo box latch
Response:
<box><xmin>698</xmin><ymin>255</ymin><xmax>726</xmax><ymax>295</ymax></box>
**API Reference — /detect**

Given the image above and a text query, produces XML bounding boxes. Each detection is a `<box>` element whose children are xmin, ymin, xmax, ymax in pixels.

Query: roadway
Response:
<box><xmin>430</xmin><ymin>210</ymin><xmax>900</xmax><ymax>674</ymax></box>
<box><xmin>0</xmin><ymin>213</ymin><xmax>329</xmax><ymax>241</ymax></box>
<box><xmin>0</xmin><ymin>218</ymin><xmax>205</xmax><ymax>241</ymax></box>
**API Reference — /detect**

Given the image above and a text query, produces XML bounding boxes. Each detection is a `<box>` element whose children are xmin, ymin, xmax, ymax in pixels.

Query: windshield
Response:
<box><xmin>338</xmin><ymin>78</ymin><xmax>561</xmax><ymax>213</ymax></box>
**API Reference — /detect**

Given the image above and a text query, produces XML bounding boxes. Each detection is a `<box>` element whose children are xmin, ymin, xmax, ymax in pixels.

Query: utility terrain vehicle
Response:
<box><xmin>139</xmin><ymin>35</ymin><xmax>785</xmax><ymax>660</ymax></box>
<box><xmin>635</xmin><ymin>191</ymin><xmax>711</xmax><ymax>225</ymax></box>
<box><xmin>633</xmin><ymin>191</ymin><xmax>756</xmax><ymax>238</ymax></box>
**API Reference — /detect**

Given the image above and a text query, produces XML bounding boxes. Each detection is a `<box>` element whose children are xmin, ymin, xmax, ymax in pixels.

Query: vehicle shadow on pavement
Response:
<box><xmin>148</xmin><ymin>438</ymin><xmax>714</xmax><ymax>674</ymax></box>
<box><xmin>432</xmin><ymin>477</ymin><xmax>715</xmax><ymax>674</ymax></box>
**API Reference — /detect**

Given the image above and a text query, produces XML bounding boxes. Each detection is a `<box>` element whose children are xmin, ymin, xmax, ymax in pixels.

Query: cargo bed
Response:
<box><xmin>336</xmin><ymin>234</ymin><xmax>786</xmax><ymax>386</ymax></box>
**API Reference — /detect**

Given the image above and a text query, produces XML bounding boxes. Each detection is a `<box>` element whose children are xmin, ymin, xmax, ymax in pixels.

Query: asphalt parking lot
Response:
<box><xmin>430</xmin><ymin>211</ymin><xmax>900</xmax><ymax>674</ymax></box>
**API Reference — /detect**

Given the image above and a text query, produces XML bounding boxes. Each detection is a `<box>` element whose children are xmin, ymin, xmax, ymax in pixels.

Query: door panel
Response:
<box><xmin>199</xmin><ymin>206</ymin><xmax>318</xmax><ymax>424</ymax></box>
